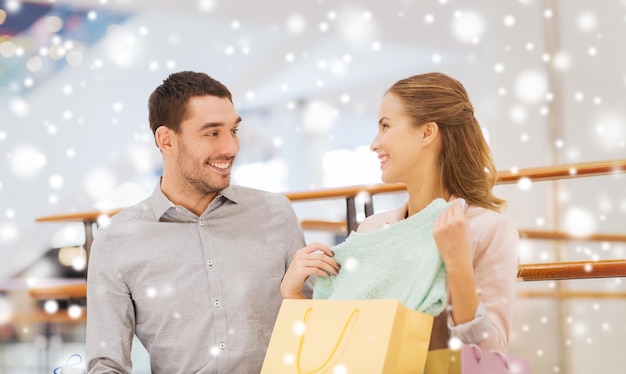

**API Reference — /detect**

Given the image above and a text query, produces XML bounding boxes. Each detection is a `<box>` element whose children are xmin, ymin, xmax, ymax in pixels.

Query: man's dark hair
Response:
<box><xmin>148</xmin><ymin>71</ymin><xmax>233</xmax><ymax>135</ymax></box>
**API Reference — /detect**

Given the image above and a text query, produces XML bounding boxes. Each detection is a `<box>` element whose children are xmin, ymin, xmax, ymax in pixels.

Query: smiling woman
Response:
<box><xmin>281</xmin><ymin>72</ymin><xmax>519</xmax><ymax>354</ymax></box>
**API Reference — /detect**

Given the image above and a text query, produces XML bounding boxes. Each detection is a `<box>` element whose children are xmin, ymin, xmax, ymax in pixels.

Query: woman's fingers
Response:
<box><xmin>281</xmin><ymin>244</ymin><xmax>340</xmax><ymax>298</ymax></box>
<box><xmin>293</xmin><ymin>256</ymin><xmax>339</xmax><ymax>275</ymax></box>
<box><xmin>295</xmin><ymin>242</ymin><xmax>339</xmax><ymax>271</ymax></box>
<box><xmin>304</xmin><ymin>242</ymin><xmax>335</xmax><ymax>257</ymax></box>
<box><xmin>308</xmin><ymin>257</ymin><xmax>339</xmax><ymax>275</ymax></box>
<box><xmin>434</xmin><ymin>199</ymin><xmax>465</xmax><ymax>234</ymax></box>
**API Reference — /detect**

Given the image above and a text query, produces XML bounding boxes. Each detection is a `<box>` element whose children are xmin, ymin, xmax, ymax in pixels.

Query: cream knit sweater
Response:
<box><xmin>313</xmin><ymin>198</ymin><xmax>453</xmax><ymax>316</ymax></box>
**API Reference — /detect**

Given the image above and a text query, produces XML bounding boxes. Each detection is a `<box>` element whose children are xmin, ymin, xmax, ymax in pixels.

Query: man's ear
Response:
<box><xmin>155</xmin><ymin>126</ymin><xmax>174</xmax><ymax>152</ymax></box>
<box><xmin>421</xmin><ymin>121</ymin><xmax>439</xmax><ymax>147</ymax></box>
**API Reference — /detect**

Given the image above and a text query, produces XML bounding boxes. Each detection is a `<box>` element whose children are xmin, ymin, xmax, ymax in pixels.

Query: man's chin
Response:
<box><xmin>190</xmin><ymin>175</ymin><xmax>231</xmax><ymax>195</ymax></box>
<box><xmin>215</xmin><ymin>176</ymin><xmax>231</xmax><ymax>191</ymax></box>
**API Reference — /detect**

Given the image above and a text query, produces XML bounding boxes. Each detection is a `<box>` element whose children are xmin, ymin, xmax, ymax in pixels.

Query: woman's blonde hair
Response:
<box><xmin>387</xmin><ymin>72</ymin><xmax>506</xmax><ymax>211</ymax></box>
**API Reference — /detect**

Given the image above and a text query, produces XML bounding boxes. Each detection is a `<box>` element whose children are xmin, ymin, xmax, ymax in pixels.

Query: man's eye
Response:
<box><xmin>207</xmin><ymin>131</ymin><xmax>219</xmax><ymax>137</ymax></box>
<box><xmin>232</xmin><ymin>128</ymin><xmax>240</xmax><ymax>135</ymax></box>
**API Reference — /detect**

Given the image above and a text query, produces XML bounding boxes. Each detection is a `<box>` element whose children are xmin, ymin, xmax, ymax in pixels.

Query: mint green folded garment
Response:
<box><xmin>313</xmin><ymin>198</ymin><xmax>454</xmax><ymax>316</ymax></box>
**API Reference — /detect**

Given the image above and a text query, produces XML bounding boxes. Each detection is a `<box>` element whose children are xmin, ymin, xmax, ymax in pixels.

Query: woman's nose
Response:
<box><xmin>370</xmin><ymin>134</ymin><xmax>380</xmax><ymax>152</ymax></box>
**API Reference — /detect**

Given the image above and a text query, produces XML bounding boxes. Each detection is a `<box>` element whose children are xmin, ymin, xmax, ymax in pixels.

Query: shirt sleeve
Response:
<box><xmin>447</xmin><ymin>301</ymin><xmax>492</xmax><ymax>344</ymax></box>
<box><xmin>86</xmin><ymin>228</ymin><xmax>135</xmax><ymax>373</ymax></box>
<box><xmin>280</xmin><ymin>197</ymin><xmax>315</xmax><ymax>298</ymax></box>
<box><xmin>455</xmin><ymin>211</ymin><xmax>519</xmax><ymax>352</ymax></box>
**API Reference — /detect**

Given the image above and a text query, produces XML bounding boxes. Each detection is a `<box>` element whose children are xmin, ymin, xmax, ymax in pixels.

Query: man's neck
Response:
<box><xmin>160</xmin><ymin>177</ymin><xmax>219</xmax><ymax>217</ymax></box>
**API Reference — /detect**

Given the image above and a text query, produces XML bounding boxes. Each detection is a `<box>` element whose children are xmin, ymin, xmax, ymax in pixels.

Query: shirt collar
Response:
<box><xmin>148</xmin><ymin>181</ymin><xmax>239</xmax><ymax>219</ymax></box>
<box><xmin>218</xmin><ymin>185</ymin><xmax>239</xmax><ymax>204</ymax></box>
<box><xmin>149</xmin><ymin>182</ymin><xmax>173</xmax><ymax>219</ymax></box>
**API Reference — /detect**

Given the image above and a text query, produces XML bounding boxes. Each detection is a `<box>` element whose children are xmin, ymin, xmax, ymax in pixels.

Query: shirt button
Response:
<box><xmin>214</xmin><ymin>300</ymin><xmax>220</xmax><ymax>307</ymax></box>
<box><xmin>219</xmin><ymin>342</ymin><xmax>225</xmax><ymax>350</ymax></box>
<box><xmin>207</xmin><ymin>259</ymin><xmax>213</xmax><ymax>266</ymax></box>
<box><xmin>175</xmin><ymin>207</ymin><xmax>181</xmax><ymax>212</ymax></box>
<box><xmin>199</xmin><ymin>221</ymin><xmax>205</xmax><ymax>227</ymax></box>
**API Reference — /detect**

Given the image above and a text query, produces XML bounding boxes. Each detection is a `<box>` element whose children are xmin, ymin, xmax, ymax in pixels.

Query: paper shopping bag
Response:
<box><xmin>261</xmin><ymin>299</ymin><xmax>433</xmax><ymax>374</ymax></box>
<box><xmin>425</xmin><ymin>344</ymin><xmax>532</xmax><ymax>373</ymax></box>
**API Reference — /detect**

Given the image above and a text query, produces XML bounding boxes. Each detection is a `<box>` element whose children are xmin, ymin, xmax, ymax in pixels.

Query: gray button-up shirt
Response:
<box><xmin>86</xmin><ymin>183</ymin><xmax>312</xmax><ymax>373</ymax></box>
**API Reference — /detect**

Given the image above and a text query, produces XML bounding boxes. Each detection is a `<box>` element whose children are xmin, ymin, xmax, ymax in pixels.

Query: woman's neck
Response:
<box><xmin>405</xmin><ymin>183</ymin><xmax>450</xmax><ymax>217</ymax></box>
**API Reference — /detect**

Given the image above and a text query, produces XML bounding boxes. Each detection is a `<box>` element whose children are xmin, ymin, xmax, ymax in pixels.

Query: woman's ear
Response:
<box><xmin>421</xmin><ymin>121</ymin><xmax>439</xmax><ymax>147</ymax></box>
<box><xmin>155</xmin><ymin>126</ymin><xmax>174</xmax><ymax>152</ymax></box>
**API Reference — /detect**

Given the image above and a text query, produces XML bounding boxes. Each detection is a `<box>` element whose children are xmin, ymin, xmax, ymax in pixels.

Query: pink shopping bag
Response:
<box><xmin>425</xmin><ymin>343</ymin><xmax>531</xmax><ymax>373</ymax></box>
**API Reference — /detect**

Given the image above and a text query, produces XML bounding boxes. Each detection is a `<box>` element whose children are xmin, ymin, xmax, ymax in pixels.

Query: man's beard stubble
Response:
<box><xmin>178</xmin><ymin>145</ymin><xmax>234</xmax><ymax>196</ymax></box>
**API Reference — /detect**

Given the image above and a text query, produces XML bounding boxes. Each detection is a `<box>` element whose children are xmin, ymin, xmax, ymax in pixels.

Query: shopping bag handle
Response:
<box><xmin>469</xmin><ymin>344</ymin><xmax>510</xmax><ymax>370</ymax></box>
<box><xmin>53</xmin><ymin>353</ymin><xmax>83</xmax><ymax>374</ymax></box>
<box><xmin>297</xmin><ymin>307</ymin><xmax>359</xmax><ymax>374</ymax></box>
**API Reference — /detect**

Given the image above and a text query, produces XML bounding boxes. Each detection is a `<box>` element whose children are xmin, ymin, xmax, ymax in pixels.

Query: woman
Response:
<box><xmin>281</xmin><ymin>72</ymin><xmax>519</xmax><ymax>352</ymax></box>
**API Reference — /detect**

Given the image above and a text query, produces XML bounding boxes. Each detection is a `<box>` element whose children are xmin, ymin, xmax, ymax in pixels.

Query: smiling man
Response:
<box><xmin>86</xmin><ymin>71</ymin><xmax>313</xmax><ymax>373</ymax></box>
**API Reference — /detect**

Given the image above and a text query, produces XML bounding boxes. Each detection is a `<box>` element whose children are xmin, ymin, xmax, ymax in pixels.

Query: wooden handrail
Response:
<box><xmin>34</xmin><ymin>213</ymin><xmax>626</xmax><ymax>242</ymax></box>
<box><xmin>517</xmin><ymin>290</ymin><xmax>626</xmax><ymax>299</ymax></box>
<box><xmin>519</xmin><ymin>229</ymin><xmax>626</xmax><ymax>242</ymax></box>
<box><xmin>285</xmin><ymin>183</ymin><xmax>405</xmax><ymax>201</ymax></box>
<box><xmin>27</xmin><ymin>283</ymin><xmax>626</xmax><ymax>304</ymax></box>
<box><xmin>25</xmin><ymin>259</ymin><xmax>626</xmax><ymax>302</ymax></box>
<box><xmin>34</xmin><ymin>216</ymin><xmax>626</xmax><ymax>242</ymax></box>
<box><xmin>35</xmin><ymin>159</ymin><xmax>626</xmax><ymax>223</ymax></box>
<box><xmin>300</xmin><ymin>220</ymin><xmax>347</xmax><ymax>233</ymax></box>
<box><xmin>29</xmin><ymin>283</ymin><xmax>87</xmax><ymax>299</ymax></box>
<box><xmin>517</xmin><ymin>260</ymin><xmax>626</xmax><ymax>281</ymax></box>
<box><xmin>496</xmin><ymin>158</ymin><xmax>625</xmax><ymax>184</ymax></box>
<box><xmin>301</xmin><ymin>221</ymin><xmax>626</xmax><ymax>242</ymax></box>
<box><xmin>35</xmin><ymin>210</ymin><xmax>120</xmax><ymax>223</ymax></box>
<box><xmin>9</xmin><ymin>310</ymin><xmax>86</xmax><ymax>324</ymax></box>
<box><xmin>284</xmin><ymin>159</ymin><xmax>626</xmax><ymax>201</ymax></box>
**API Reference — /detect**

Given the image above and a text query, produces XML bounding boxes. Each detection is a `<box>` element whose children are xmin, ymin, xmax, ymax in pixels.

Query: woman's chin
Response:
<box><xmin>380</xmin><ymin>174</ymin><xmax>395</xmax><ymax>184</ymax></box>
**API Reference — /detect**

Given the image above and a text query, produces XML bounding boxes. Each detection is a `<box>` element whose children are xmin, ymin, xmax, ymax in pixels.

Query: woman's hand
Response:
<box><xmin>433</xmin><ymin>198</ymin><xmax>479</xmax><ymax>325</ymax></box>
<box><xmin>280</xmin><ymin>242</ymin><xmax>339</xmax><ymax>299</ymax></box>
<box><xmin>433</xmin><ymin>198</ymin><xmax>473</xmax><ymax>270</ymax></box>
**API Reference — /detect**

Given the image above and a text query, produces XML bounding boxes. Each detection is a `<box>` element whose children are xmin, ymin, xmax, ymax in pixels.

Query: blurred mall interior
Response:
<box><xmin>0</xmin><ymin>0</ymin><xmax>625</xmax><ymax>372</ymax></box>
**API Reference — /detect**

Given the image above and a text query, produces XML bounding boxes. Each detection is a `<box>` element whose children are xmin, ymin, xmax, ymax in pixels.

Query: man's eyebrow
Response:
<box><xmin>198</xmin><ymin>117</ymin><xmax>242</xmax><ymax>131</ymax></box>
<box><xmin>199</xmin><ymin>122</ymin><xmax>223</xmax><ymax>130</ymax></box>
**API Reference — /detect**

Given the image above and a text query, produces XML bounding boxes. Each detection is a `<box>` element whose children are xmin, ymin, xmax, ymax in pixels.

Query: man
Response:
<box><xmin>86</xmin><ymin>71</ymin><xmax>313</xmax><ymax>373</ymax></box>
